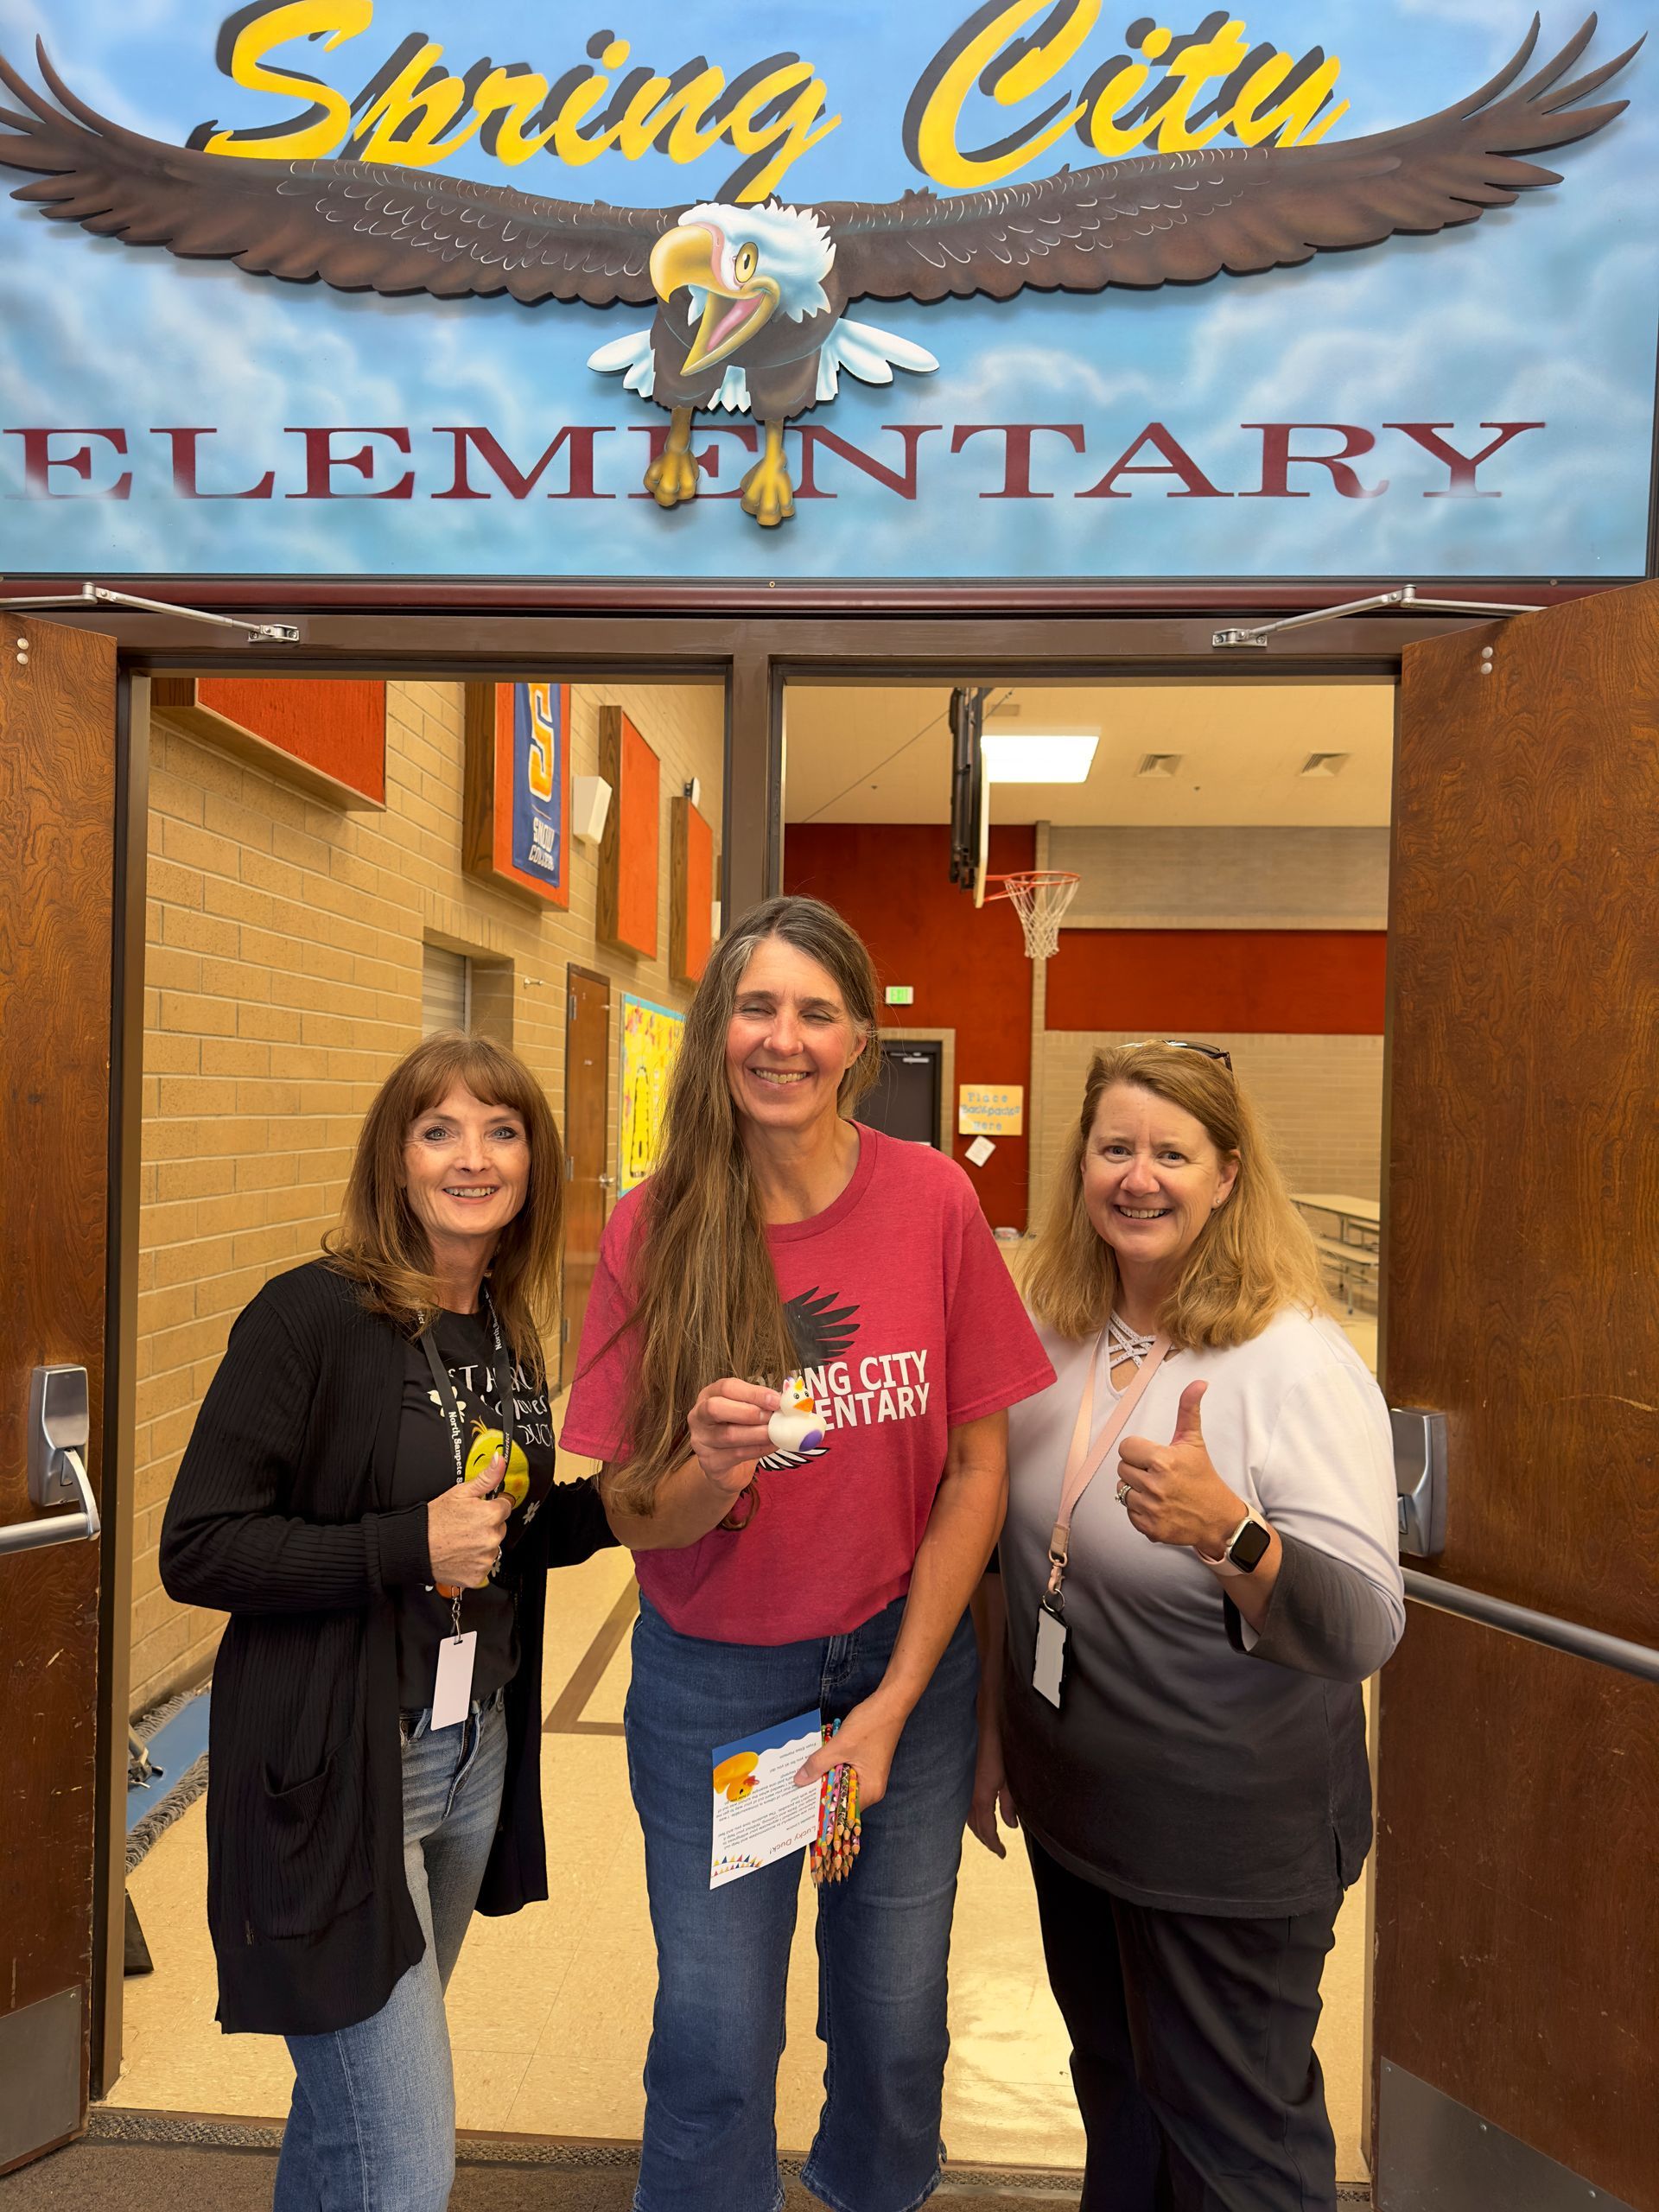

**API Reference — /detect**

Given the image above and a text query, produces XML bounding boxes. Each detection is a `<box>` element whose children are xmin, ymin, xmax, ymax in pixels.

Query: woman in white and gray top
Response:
<box><xmin>972</xmin><ymin>1041</ymin><xmax>1403</xmax><ymax>2212</ymax></box>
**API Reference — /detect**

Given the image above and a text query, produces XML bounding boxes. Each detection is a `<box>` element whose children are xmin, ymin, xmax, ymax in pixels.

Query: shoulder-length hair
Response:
<box><xmin>323</xmin><ymin>1031</ymin><xmax>563</xmax><ymax>1379</ymax></box>
<box><xmin>1024</xmin><ymin>1042</ymin><xmax>1327</xmax><ymax>1349</ymax></box>
<box><xmin>606</xmin><ymin>895</ymin><xmax>881</xmax><ymax>1516</ymax></box>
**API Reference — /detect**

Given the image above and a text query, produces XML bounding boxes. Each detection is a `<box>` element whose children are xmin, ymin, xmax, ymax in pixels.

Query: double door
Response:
<box><xmin>2</xmin><ymin>594</ymin><xmax>1656</xmax><ymax>2202</ymax></box>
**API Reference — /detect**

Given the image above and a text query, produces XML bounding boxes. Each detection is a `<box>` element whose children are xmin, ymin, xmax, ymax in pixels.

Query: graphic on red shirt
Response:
<box><xmin>759</xmin><ymin>1284</ymin><xmax>857</xmax><ymax>1472</ymax></box>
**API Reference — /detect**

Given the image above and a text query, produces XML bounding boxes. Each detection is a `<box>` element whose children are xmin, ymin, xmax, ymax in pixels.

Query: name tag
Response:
<box><xmin>431</xmin><ymin>1630</ymin><xmax>478</xmax><ymax>1730</ymax></box>
<box><xmin>1033</xmin><ymin>1605</ymin><xmax>1068</xmax><ymax>1710</ymax></box>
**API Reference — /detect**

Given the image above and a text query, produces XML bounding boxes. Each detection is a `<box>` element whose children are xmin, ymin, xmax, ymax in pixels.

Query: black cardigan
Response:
<box><xmin>159</xmin><ymin>1259</ymin><xmax>614</xmax><ymax>2036</ymax></box>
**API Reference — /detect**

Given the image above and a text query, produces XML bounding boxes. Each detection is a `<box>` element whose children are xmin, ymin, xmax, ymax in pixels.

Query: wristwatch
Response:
<box><xmin>1197</xmin><ymin>1506</ymin><xmax>1272</xmax><ymax>1578</ymax></box>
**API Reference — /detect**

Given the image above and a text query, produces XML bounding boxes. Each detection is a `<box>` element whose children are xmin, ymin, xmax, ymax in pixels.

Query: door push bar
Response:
<box><xmin>0</xmin><ymin>1365</ymin><xmax>102</xmax><ymax>1557</ymax></box>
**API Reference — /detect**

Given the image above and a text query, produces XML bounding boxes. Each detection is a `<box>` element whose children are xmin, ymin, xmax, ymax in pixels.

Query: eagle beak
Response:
<box><xmin>651</xmin><ymin>221</ymin><xmax>781</xmax><ymax>378</ymax></box>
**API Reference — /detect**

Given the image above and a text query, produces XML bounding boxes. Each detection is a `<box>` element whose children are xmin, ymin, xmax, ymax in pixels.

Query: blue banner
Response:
<box><xmin>0</xmin><ymin>0</ymin><xmax>1652</xmax><ymax>580</ymax></box>
<box><xmin>510</xmin><ymin>682</ymin><xmax>564</xmax><ymax>892</ymax></box>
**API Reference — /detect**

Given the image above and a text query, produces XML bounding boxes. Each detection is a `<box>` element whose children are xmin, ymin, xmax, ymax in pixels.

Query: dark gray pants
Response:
<box><xmin>1027</xmin><ymin>1835</ymin><xmax>1342</xmax><ymax>2212</ymax></box>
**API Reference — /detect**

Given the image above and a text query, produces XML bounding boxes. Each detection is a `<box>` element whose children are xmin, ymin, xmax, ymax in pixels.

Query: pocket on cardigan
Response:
<box><xmin>251</xmin><ymin>1748</ymin><xmax>375</xmax><ymax>1938</ymax></box>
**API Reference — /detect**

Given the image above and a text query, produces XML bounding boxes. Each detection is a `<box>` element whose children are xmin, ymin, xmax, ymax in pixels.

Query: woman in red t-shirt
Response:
<box><xmin>563</xmin><ymin>893</ymin><xmax>1052</xmax><ymax>2212</ymax></box>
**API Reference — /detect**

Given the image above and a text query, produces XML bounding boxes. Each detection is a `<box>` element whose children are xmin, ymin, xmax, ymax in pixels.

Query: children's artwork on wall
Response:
<box><xmin>462</xmin><ymin>682</ymin><xmax>571</xmax><ymax>906</ymax></box>
<box><xmin>671</xmin><ymin>795</ymin><xmax>715</xmax><ymax>985</ymax></box>
<box><xmin>598</xmin><ymin>707</ymin><xmax>661</xmax><ymax>958</ymax></box>
<box><xmin>150</xmin><ymin>677</ymin><xmax>386</xmax><ymax>809</ymax></box>
<box><xmin>620</xmin><ymin>993</ymin><xmax>685</xmax><ymax>1193</ymax></box>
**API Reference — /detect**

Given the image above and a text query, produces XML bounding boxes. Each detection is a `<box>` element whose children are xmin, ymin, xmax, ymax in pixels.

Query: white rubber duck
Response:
<box><xmin>767</xmin><ymin>1372</ymin><xmax>827</xmax><ymax>1456</ymax></box>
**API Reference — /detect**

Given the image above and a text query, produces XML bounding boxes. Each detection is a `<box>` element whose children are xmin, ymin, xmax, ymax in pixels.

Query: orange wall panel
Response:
<box><xmin>194</xmin><ymin>677</ymin><xmax>386</xmax><ymax>803</ymax></box>
<box><xmin>784</xmin><ymin>823</ymin><xmax>1036</xmax><ymax>1227</ymax></box>
<box><xmin>1046</xmin><ymin>929</ymin><xmax>1387</xmax><ymax>1034</ymax></box>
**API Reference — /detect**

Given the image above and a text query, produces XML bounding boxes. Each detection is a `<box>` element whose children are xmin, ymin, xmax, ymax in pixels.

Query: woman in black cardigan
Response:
<box><xmin>162</xmin><ymin>1033</ymin><xmax>613</xmax><ymax>2210</ymax></box>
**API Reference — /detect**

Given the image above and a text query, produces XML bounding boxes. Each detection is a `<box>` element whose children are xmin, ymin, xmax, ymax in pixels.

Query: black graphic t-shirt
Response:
<box><xmin>391</xmin><ymin>1306</ymin><xmax>558</xmax><ymax>1711</ymax></box>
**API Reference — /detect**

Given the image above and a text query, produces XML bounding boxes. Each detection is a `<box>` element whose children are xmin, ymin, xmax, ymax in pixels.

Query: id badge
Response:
<box><xmin>1032</xmin><ymin>1603</ymin><xmax>1068</xmax><ymax>1710</ymax></box>
<box><xmin>431</xmin><ymin>1630</ymin><xmax>478</xmax><ymax>1730</ymax></box>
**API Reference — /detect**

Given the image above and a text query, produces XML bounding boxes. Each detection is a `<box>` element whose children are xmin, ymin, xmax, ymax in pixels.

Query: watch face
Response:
<box><xmin>1229</xmin><ymin>1517</ymin><xmax>1273</xmax><ymax>1573</ymax></box>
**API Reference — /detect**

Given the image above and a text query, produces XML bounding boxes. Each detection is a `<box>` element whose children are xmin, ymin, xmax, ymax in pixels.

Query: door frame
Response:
<box><xmin>560</xmin><ymin>963</ymin><xmax>613</xmax><ymax>1394</ymax></box>
<box><xmin>55</xmin><ymin>585</ymin><xmax>1593</xmax><ymax>2117</ymax></box>
<box><xmin>871</xmin><ymin>1029</ymin><xmax>955</xmax><ymax>1151</ymax></box>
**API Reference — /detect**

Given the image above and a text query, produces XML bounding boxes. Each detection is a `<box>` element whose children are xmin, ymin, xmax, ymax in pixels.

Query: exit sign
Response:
<box><xmin>885</xmin><ymin>986</ymin><xmax>914</xmax><ymax>1007</ymax></box>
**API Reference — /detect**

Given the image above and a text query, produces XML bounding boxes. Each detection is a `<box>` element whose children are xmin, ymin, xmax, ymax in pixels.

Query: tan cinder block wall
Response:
<box><xmin>130</xmin><ymin>678</ymin><xmax>723</xmax><ymax>1715</ymax></box>
<box><xmin>1047</xmin><ymin>826</ymin><xmax>1389</xmax><ymax>930</ymax></box>
<box><xmin>1033</xmin><ymin>1031</ymin><xmax>1384</xmax><ymax>1228</ymax></box>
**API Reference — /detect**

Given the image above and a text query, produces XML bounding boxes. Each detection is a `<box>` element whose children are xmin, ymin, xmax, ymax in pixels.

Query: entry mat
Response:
<box><xmin>21</xmin><ymin>2113</ymin><xmax>1365</xmax><ymax>2206</ymax></box>
<box><xmin>125</xmin><ymin>1681</ymin><xmax>212</xmax><ymax>1872</ymax></box>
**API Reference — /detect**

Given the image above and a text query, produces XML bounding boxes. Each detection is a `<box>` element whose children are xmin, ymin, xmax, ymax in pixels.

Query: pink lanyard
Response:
<box><xmin>1046</xmin><ymin>1328</ymin><xmax>1173</xmax><ymax>1602</ymax></box>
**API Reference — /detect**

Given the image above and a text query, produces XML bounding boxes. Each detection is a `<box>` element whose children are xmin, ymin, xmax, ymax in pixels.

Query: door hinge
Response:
<box><xmin>561</xmin><ymin>1315</ymin><xmax>570</xmax><ymax>1343</ymax></box>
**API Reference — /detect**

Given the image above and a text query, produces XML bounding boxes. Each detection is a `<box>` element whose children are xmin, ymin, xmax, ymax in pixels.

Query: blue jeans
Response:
<box><xmin>273</xmin><ymin>1697</ymin><xmax>508</xmax><ymax>2212</ymax></box>
<box><xmin>625</xmin><ymin>1593</ymin><xmax>979</xmax><ymax>2212</ymax></box>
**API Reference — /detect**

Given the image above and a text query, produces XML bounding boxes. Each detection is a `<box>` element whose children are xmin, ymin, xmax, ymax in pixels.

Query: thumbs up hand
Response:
<box><xmin>1116</xmin><ymin>1380</ymin><xmax>1248</xmax><ymax>1553</ymax></box>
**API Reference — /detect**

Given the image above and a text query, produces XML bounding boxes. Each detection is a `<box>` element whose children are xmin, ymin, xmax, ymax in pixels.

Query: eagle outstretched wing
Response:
<box><xmin>821</xmin><ymin>16</ymin><xmax>1638</xmax><ymax>304</ymax></box>
<box><xmin>783</xmin><ymin>1286</ymin><xmax>861</xmax><ymax>1371</ymax></box>
<box><xmin>0</xmin><ymin>41</ymin><xmax>673</xmax><ymax>306</ymax></box>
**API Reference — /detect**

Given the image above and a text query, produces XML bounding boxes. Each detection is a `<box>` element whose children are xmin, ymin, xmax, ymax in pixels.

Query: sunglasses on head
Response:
<box><xmin>1124</xmin><ymin>1039</ymin><xmax>1235</xmax><ymax>1073</ymax></box>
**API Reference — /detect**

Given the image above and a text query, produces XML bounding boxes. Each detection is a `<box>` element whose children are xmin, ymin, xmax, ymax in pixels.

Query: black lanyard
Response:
<box><xmin>420</xmin><ymin>1293</ymin><xmax>515</xmax><ymax>1485</ymax></box>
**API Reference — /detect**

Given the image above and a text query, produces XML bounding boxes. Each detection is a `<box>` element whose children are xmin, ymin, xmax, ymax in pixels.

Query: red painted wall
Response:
<box><xmin>196</xmin><ymin>678</ymin><xmax>386</xmax><ymax>802</ymax></box>
<box><xmin>784</xmin><ymin>823</ymin><xmax>1037</xmax><ymax>1227</ymax></box>
<box><xmin>1046</xmin><ymin>929</ymin><xmax>1387</xmax><ymax>1034</ymax></box>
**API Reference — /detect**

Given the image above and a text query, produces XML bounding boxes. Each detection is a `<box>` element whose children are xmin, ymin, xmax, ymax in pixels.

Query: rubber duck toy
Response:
<box><xmin>767</xmin><ymin>1373</ymin><xmax>827</xmax><ymax>1457</ymax></box>
<box><xmin>466</xmin><ymin>1423</ymin><xmax>530</xmax><ymax>1508</ymax></box>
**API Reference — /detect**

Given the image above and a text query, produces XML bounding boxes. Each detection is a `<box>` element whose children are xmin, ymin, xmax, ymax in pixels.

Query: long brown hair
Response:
<box><xmin>324</xmin><ymin>1031</ymin><xmax>563</xmax><ymax>1378</ymax></box>
<box><xmin>605</xmin><ymin>896</ymin><xmax>881</xmax><ymax>1515</ymax></box>
<box><xmin>1024</xmin><ymin>1043</ymin><xmax>1327</xmax><ymax>1348</ymax></box>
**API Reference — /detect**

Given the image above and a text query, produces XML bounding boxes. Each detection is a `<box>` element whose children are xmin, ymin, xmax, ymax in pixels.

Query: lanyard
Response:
<box><xmin>420</xmin><ymin>1294</ymin><xmax>514</xmax><ymax>1484</ymax></box>
<box><xmin>1046</xmin><ymin>1325</ymin><xmax>1172</xmax><ymax>1606</ymax></box>
<box><xmin>421</xmin><ymin>1294</ymin><xmax>514</xmax><ymax>1629</ymax></box>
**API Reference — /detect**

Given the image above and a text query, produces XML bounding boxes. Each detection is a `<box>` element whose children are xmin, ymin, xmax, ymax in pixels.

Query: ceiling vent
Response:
<box><xmin>1136</xmin><ymin>753</ymin><xmax>1182</xmax><ymax>777</ymax></box>
<box><xmin>1300</xmin><ymin>752</ymin><xmax>1351</xmax><ymax>778</ymax></box>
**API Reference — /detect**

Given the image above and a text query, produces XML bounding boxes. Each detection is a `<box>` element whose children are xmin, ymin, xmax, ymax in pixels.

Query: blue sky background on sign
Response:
<box><xmin>0</xmin><ymin>0</ymin><xmax>1653</xmax><ymax>578</ymax></box>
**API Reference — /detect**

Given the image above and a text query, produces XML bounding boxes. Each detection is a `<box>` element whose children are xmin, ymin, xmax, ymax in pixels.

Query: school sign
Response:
<box><xmin>0</xmin><ymin>1</ymin><xmax>1652</xmax><ymax>582</ymax></box>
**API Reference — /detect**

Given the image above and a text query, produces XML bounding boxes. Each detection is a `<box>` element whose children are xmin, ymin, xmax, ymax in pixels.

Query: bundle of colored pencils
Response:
<box><xmin>810</xmin><ymin>1719</ymin><xmax>861</xmax><ymax>1885</ymax></box>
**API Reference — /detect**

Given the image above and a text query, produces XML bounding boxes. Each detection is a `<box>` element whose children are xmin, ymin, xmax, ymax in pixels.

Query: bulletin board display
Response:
<box><xmin>462</xmin><ymin>682</ymin><xmax>571</xmax><ymax>906</ymax></box>
<box><xmin>619</xmin><ymin>994</ymin><xmax>685</xmax><ymax>1194</ymax></box>
<box><xmin>599</xmin><ymin>706</ymin><xmax>661</xmax><ymax>960</ymax></box>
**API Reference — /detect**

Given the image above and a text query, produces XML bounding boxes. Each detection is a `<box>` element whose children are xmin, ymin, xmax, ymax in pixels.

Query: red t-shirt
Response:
<box><xmin>559</xmin><ymin>1125</ymin><xmax>1055</xmax><ymax>1644</ymax></box>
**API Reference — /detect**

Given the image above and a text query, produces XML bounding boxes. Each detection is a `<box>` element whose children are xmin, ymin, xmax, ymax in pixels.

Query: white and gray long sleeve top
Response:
<box><xmin>1001</xmin><ymin>1306</ymin><xmax>1405</xmax><ymax>1916</ymax></box>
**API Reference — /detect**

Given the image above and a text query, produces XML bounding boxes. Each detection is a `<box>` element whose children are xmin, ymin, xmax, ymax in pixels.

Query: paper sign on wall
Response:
<box><xmin>964</xmin><ymin>1136</ymin><xmax>995</xmax><ymax>1169</ymax></box>
<box><xmin>959</xmin><ymin>1085</ymin><xmax>1023</xmax><ymax>1137</ymax></box>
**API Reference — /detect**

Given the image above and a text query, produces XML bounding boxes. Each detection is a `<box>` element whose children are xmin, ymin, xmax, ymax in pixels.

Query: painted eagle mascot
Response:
<box><xmin>0</xmin><ymin>19</ymin><xmax>1636</xmax><ymax>526</ymax></box>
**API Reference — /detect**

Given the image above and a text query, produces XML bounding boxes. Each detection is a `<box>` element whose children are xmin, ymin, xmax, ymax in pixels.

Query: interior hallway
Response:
<box><xmin>111</xmin><ymin>1328</ymin><xmax>1377</xmax><ymax>2180</ymax></box>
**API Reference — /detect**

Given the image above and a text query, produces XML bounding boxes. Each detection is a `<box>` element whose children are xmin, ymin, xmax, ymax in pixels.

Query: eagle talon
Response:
<box><xmin>645</xmin><ymin>408</ymin><xmax>700</xmax><ymax>508</ymax></box>
<box><xmin>741</xmin><ymin>423</ymin><xmax>795</xmax><ymax>529</ymax></box>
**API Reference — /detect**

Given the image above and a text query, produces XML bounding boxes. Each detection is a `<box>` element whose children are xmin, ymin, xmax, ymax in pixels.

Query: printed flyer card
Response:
<box><xmin>709</xmin><ymin>1709</ymin><xmax>823</xmax><ymax>1890</ymax></box>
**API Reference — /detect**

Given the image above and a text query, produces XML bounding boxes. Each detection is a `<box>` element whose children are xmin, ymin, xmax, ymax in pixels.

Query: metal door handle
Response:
<box><xmin>1390</xmin><ymin>1405</ymin><xmax>1446</xmax><ymax>1560</ymax></box>
<box><xmin>0</xmin><ymin>1364</ymin><xmax>101</xmax><ymax>1558</ymax></box>
<box><xmin>597</xmin><ymin>1174</ymin><xmax>616</xmax><ymax>1187</ymax></box>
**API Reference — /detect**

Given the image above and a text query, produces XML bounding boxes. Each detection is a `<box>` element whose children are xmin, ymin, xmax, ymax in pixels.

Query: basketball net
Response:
<box><xmin>983</xmin><ymin>871</ymin><xmax>1080</xmax><ymax>962</ymax></box>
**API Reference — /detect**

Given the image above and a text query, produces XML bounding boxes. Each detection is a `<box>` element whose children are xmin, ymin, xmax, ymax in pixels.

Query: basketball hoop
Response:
<box><xmin>983</xmin><ymin>871</ymin><xmax>1080</xmax><ymax>961</ymax></box>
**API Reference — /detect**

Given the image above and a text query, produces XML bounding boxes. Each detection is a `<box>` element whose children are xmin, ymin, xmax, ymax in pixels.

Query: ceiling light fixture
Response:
<box><xmin>982</xmin><ymin>732</ymin><xmax>1100</xmax><ymax>783</ymax></box>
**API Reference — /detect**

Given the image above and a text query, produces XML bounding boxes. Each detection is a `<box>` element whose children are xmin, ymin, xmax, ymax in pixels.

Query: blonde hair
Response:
<box><xmin>603</xmin><ymin>895</ymin><xmax>881</xmax><ymax>1516</ymax></box>
<box><xmin>323</xmin><ymin>1031</ymin><xmax>563</xmax><ymax>1380</ymax></box>
<box><xmin>1024</xmin><ymin>1043</ymin><xmax>1327</xmax><ymax>1348</ymax></box>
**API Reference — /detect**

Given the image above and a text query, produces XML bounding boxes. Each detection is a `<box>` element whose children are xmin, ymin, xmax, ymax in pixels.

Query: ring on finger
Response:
<box><xmin>1116</xmin><ymin>1479</ymin><xmax>1132</xmax><ymax>1506</ymax></box>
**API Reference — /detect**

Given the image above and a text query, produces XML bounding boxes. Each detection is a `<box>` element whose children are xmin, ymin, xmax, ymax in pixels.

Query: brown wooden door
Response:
<box><xmin>561</xmin><ymin>967</ymin><xmax>612</xmax><ymax>1391</ymax></box>
<box><xmin>0</xmin><ymin>619</ymin><xmax>125</xmax><ymax>2173</ymax></box>
<box><xmin>1373</xmin><ymin>582</ymin><xmax>1659</xmax><ymax>2210</ymax></box>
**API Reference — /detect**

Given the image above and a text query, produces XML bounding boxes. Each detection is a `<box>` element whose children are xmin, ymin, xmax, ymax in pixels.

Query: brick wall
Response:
<box><xmin>1047</xmin><ymin>825</ymin><xmax>1389</xmax><ymax>929</ymax></box>
<box><xmin>1033</xmin><ymin>1031</ymin><xmax>1384</xmax><ymax>1226</ymax></box>
<box><xmin>130</xmin><ymin>678</ymin><xmax>723</xmax><ymax>1714</ymax></box>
